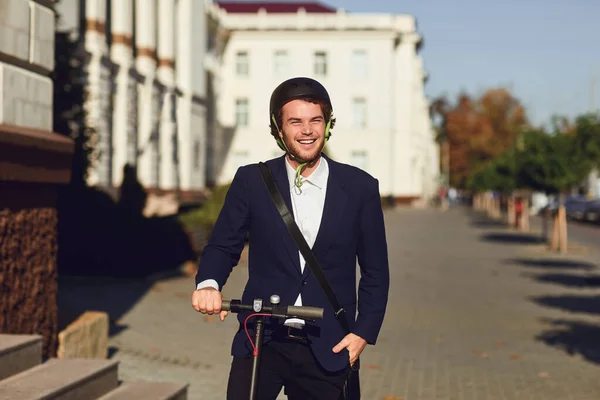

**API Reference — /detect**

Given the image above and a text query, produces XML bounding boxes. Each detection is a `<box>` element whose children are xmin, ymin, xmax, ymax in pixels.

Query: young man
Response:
<box><xmin>192</xmin><ymin>77</ymin><xmax>390</xmax><ymax>399</ymax></box>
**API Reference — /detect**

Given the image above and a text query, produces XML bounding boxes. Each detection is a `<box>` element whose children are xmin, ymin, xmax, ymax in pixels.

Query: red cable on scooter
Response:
<box><xmin>244</xmin><ymin>313</ymin><xmax>270</xmax><ymax>356</ymax></box>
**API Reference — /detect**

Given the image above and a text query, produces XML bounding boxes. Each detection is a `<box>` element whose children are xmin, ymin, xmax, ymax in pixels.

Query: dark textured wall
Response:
<box><xmin>0</xmin><ymin>183</ymin><xmax>59</xmax><ymax>359</ymax></box>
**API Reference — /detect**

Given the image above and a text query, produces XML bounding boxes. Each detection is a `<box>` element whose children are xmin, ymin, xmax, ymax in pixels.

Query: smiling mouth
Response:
<box><xmin>297</xmin><ymin>139</ymin><xmax>317</xmax><ymax>145</ymax></box>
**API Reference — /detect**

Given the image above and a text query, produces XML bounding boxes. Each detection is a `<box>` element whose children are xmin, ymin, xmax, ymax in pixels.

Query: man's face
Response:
<box><xmin>279</xmin><ymin>99</ymin><xmax>327</xmax><ymax>162</ymax></box>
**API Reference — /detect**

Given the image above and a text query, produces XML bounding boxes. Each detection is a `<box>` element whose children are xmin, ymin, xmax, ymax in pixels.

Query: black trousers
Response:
<box><xmin>226</xmin><ymin>337</ymin><xmax>349</xmax><ymax>400</ymax></box>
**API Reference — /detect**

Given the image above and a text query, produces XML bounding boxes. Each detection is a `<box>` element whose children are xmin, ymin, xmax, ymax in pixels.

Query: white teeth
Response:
<box><xmin>298</xmin><ymin>140</ymin><xmax>316</xmax><ymax>144</ymax></box>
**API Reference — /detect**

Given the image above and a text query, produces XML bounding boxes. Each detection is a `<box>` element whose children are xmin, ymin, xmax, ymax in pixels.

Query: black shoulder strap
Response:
<box><xmin>258</xmin><ymin>162</ymin><xmax>350</xmax><ymax>334</ymax></box>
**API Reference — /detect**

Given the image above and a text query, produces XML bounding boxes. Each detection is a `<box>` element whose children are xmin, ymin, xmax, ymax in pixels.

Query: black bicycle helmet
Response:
<box><xmin>269</xmin><ymin>77</ymin><xmax>334</xmax><ymax>152</ymax></box>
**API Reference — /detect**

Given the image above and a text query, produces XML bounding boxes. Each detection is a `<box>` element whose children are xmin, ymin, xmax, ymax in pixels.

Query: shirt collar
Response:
<box><xmin>285</xmin><ymin>156</ymin><xmax>329</xmax><ymax>190</ymax></box>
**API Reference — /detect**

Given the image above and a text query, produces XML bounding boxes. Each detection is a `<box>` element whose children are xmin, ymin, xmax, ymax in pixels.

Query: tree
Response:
<box><xmin>469</xmin><ymin>110</ymin><xmax>600</xmax><ymax>252</ymax></box>
<box><xmin>490</xmin><ymin>151</ymin><xmax>520</xmax><ymax>194</ymax></box>
<box><xmin>517</xmin><ymin>123</ymin><xmax>595</xmax><ymax>252</ymax></box>
<box><xmin>518</xmin><ymin>127</ymin><xmax>590</xmax><ymax>195</ymax></box>
<box><xmin>476</xmin><ymin>89</ymin><xmax>528</xmax><ymax>156</ymax></box>
<box><xmin>432</xmin><ymin>88</ymin><xmax>529</xmax><ymax>188</ymax></box>
<box><xmin>467</xmin><ymin>151</ymin><xmax>517</xmax><ymax>194</ymax></box>
<box><xmin>444</xmin><ymin>93</ymin><xmax>480</xmax><ymax>187</ymax></box>
<box><xmin>572</xmin><ymin>113</ymin><xmax>600</xmax><ymax>172</ymax></box>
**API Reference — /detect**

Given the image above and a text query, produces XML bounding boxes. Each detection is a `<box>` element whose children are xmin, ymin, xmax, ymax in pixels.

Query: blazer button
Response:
<box><xmin>302</xmin><ymin>280</ymin><xmax>307</xmax><ymax>285</ymax></box>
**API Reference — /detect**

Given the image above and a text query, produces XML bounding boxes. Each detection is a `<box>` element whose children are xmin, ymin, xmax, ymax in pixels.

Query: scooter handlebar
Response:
<box><xmin>285</xmin><ymin>305</ymin><xmax>324</xmax><ymax>320</ymax></box>
<box><xmin>221</xmin><ymin>299</ymin><xmax>324</xmax><ymax>321</ymax></box>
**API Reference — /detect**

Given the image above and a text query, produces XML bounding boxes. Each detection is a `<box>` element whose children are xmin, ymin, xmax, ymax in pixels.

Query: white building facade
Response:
<box><xmin>208</xmin><ymin>1</ymin><xmax>439</xmax><ymax>202</ymax></box>
<box><xmin>55</xmin><ymin>0</ymin><xmax>208</xmax><ymax>205</ymax></box>
<box><xmin>53</xmin><ymin>0</ymin><xmax>439</xmax><ymax>205</ymax></box>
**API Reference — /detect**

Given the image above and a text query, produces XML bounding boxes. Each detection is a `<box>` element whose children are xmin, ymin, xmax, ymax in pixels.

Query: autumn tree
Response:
<box><xmin>431</xmin><ymin>88</ymin><xmax>529</xmax><ymax>188</ymax></box>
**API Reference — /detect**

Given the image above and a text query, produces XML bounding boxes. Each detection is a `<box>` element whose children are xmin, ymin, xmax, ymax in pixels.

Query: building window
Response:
<box><xmin>351</xmin><ymin>50</ymin><xmax>368</xmax><ymax>79</ymax></box>
<box><xmin>235</xmin><ymin>98</ymin><xmax>249</xmax><ymax>127</ymax></box>
<box><xmin>350</xmin><ymin>150</ymin><xmax>368</xmax><ymax>171</ymax></box>
<box><xmin>352</xmin><ymin>98</ymin><xmax>367</xmax><ymax>129</ymax></box>
<box><xmin>236</xmin><ymin>51</ymin><xmax>249</xmax><ymax>76</ymax></box>
<box><xmin>314</xmin><ymin>51</ymin><xmax>327</xmax><ymax>76</ymax></box>
<box><xmin>273</xmin><ymin>50</ymin><xmax>288</xmax><ymax>76</ymax></box>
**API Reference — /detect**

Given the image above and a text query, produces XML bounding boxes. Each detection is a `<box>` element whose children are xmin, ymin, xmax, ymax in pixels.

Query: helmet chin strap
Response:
<box><xmin>272</xmin><ymin>115</ymin><xmax>331</xmax><ymax>188</ymax></box>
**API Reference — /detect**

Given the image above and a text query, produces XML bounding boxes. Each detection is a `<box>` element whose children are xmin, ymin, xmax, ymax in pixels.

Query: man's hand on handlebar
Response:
<box><xmin>191</xmin><ymin>287</ymin><xmax>229</xmax><ymax>321</ymax></box>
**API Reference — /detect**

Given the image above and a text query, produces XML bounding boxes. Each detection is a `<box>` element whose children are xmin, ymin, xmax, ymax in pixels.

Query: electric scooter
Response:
<box><xmin>221</xmin><ymin>294</ymin><xmax>324</xmax><ymax>400</ymax></box>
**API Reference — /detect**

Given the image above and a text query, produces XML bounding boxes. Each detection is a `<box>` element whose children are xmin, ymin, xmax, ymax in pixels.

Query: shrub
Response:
<box><xmin>179</xmin><ymin>183</ymin><xmax>232</xmax><ymax>233</ymax></box>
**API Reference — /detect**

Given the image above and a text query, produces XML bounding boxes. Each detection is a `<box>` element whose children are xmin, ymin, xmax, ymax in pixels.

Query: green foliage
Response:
<box><xmin>179</xmin><ymin>183</ymin><xmax>232</xmax><ymax>231</ymax></box>
<box><xmin>467</xmin><ymin>150</ymin><xmax>518</xmax><ymax>194</ymax></box>
<box><xmin>519</xmin><ymin>130</ymin><xmax>563</xmax><ymax>193</ymax></box>
<box><xmin>495</xmin><ymin>151</ymin><xmax>518</xmax><ymax>193</ymax></box>
<box><xmin>572</xmin><ymin>113</ymin><xmax>600</xmax><ymax>168</ymax></box>
<box><xmin>468</xmin><ymin>113</ymin><xmax>600</xmax><ymax>195</ymax></box>
<box><xmin>518</xmin><ymin>128</ymin><xmax>590</xmax><ymax>194</ymax></box>
<box><xmin>466</xmin><ymin>166</ymin><xmax>487</xmax><ymax>193</ymax></box>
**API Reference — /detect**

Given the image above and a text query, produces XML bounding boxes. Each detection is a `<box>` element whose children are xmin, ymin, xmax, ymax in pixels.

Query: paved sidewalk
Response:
<box><xmin>59</xmin><ymin>207</ymin><xmax>600</xmax><ymax>399</ymax></box>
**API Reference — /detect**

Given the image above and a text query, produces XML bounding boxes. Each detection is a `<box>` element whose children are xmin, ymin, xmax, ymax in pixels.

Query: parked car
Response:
<box><xmin>566</xmin><ymin>197</ymin><xmax>593</xmax><ymax>221</ymax></box>
<box><xmin>583</xmin><ymin>200</ymin><xmax>600</xmax><ymax>223</ymax></box>
<box><xmin>538</xmin><ymin>195</ymin><xmax>588</xmax><ymax>219</ymax></box>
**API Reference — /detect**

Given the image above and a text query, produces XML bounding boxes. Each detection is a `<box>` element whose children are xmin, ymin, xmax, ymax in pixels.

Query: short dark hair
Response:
<box><xmin>270</xmin><ymin>97</ymin><xmax>336</xmax><ymax>137</ymax></box>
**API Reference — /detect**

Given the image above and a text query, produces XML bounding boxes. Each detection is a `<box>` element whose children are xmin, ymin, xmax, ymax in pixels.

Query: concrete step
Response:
<box><xmin>0</xmin><ymin>358</ymin><xmax>118</xmax><ymax>400</ymax></box>
<box><xmin>0</xmin><ymin>334</ymin><xmax>42</xmax><ymax>381</ymax></box>
<box><xmin>98</xmin><ymin>381</ymin><xmax>188</xmax><ymax>400</ymax></box>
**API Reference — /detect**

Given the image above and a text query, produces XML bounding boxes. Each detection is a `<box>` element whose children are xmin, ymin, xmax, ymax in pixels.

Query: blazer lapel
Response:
<box><xmin>270</xmin><ymin>156</ymin><xmax>302</xmax><ymax>275</ymax></box>
<box><xmin>307</xmin><ymin>157</ymin><xmax>348</xmax><ymax>277</ymax></box>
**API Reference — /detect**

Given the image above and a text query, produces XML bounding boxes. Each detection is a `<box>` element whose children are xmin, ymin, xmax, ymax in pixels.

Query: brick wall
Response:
<box><xmin>0</xmin><ymin>183</ymin><xmax>59</xmax><ymax>359</ymax></box>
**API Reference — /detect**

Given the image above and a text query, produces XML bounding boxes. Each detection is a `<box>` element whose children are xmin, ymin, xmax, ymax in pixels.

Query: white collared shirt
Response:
<box><xmin>284</xmin><ymin>157</ymin><xmax>329</xmax><ymax>327</ymax></box>
<box><xmin>196</xmin><ymin>157</ymin><xmax>330</xmax><ymax>327</ymax></box>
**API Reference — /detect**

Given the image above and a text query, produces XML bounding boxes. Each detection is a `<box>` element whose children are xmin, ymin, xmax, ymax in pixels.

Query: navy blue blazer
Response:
<box><xmin>195</xmin><ymin>155</ymin><xmax>390</xmax><ymax>372</ymax></box>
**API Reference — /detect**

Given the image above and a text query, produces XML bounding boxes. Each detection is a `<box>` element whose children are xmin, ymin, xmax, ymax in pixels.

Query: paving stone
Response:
<box><xmin>58</xmin><ymin>208</ymin><xmax>600</xmax><ymax>399</ymax></box>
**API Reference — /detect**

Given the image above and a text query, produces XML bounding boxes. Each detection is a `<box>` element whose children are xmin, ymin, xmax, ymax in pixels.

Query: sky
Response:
<box><xmin>236</xmin><ymin>0</ymin><xmax>600</xmax><ymax>126</ymax></box>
